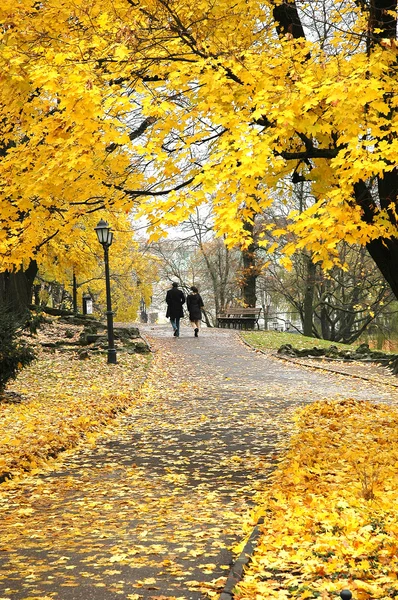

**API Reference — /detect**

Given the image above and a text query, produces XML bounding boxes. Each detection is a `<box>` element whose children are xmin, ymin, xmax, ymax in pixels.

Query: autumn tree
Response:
<box><xmin>122</xmin><ymin>0</ymin><xmax>398</xmax><ymax>303</ymax></box>
<box><xmin>2</xmin><ymin>0</ymin><xmax>398</xmax><ymax>307</ymax></box>
<box><xmin>34</xmin><ymin>212</ymin><xmax>156</xmax><ymax>321</ymax></box>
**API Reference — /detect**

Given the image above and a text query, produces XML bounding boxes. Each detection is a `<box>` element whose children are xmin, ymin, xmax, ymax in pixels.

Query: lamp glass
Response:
<box><xmin>106</xmin><ymin>230</ymin><xmax>114</xmax><ymax>246</ymax></box>
<box><xmin>95</xmin><ymin>219</ymin><xmax>110</xmax><ymax>245</ymax></box>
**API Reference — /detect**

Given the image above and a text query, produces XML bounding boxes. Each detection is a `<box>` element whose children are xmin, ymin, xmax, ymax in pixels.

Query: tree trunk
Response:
<box><xmin>366</xmin><ymin>237</ymin><xmax>398</xmax><ymax>300</ymax></box>
<box><xmin>241</xmin><ymin>249</ymin><xmax>257</xmax><ymax>307</ymax></box>
<box><xmin>303</xmin><ymin>255</ymin><xmax>316</xmax><ymax>337</ymax></box>
<box><xmin>354</xmin><ymin>178</ymin><xmax>398</xmax><ymax>301</ymax></box>
<box><xmin>33</xmin><ymin>283</ymin><xmax>41</xmax><ymax>306</ymax></box>
<box><xmin>241</xmin><ymin>221</ymin><xmax>257</xmax><ymax>307</ymax></box>
<box><xmin>0</xmin><ymin>261</ymin><xmax>38</xmax><ymax>316</ymax></box>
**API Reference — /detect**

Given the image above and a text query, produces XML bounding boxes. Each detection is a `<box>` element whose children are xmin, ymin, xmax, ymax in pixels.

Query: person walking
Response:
<box><xmin>186</xmin><ymin>286</ymin><xmax>204</xmax><ymax>337</ymax></box>
<box><xmin>165</xmin><ymin>282</ymin><xmax>185</xmax><ymax>337</ymax></box>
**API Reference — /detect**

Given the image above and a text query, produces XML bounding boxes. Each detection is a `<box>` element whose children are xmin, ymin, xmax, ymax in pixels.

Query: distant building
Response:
<box><xmin>264</xmin><ymin>309</ymin><xmax>302</xmax><ymax>333</ymax></box>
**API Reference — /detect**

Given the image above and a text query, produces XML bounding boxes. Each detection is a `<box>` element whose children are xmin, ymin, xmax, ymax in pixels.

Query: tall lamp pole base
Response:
<box><xmin>107</xmin><ymin>348</ymin><xmax>117</xmax><ymax>364</ymax></box>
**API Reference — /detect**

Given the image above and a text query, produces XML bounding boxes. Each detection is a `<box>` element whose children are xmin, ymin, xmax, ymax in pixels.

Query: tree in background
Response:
<box><xmin>257</xmin><ymin>181</ymin><xmax>397</xmax><ymax>342</ymax></box>
<box><xmin>262</xmin><ymin>243</ymin><xmax>396</xmax><ymax>344</ymax></box>
<box><xmin>181</xmin><ymin>209</ymin><xmax>238</xmax><ymax>315</ymax></box>
<box><xmin>34</xmin><ymin>212</ymin><xmax>157</xmax><ymax>321</ymax></box>
<box><xmin>150</xmin><ymin>235</ymin><xmax>238</xmax><ymax>326</ymax></box>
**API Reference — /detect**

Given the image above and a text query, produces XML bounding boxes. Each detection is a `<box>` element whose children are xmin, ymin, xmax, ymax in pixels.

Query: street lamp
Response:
<box><xmin>95</xmin><ymin>219</ymin><xmax>117</xmax><ymax>364</ymax></box>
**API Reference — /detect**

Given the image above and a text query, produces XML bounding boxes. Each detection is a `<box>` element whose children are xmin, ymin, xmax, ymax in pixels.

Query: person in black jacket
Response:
<box><xmin>186</xmin><ymin>286</ymin><xmax>204</xmax><ymax>337</ymax></box>
<box><xmin>165</xmin><ymin>282</ymin><xmax>185</xmax><ymax>337</ymax></box>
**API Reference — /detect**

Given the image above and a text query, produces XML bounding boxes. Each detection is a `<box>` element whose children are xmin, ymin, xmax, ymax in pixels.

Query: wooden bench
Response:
<box><xmin>217</xmin><ymin>307</ymin><xmax>261</xmax><ymax>330</ymax></box>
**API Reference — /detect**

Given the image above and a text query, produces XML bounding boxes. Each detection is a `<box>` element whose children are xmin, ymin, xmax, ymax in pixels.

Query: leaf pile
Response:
<box><xmin>0</xmin><ymin>350</ymin><xmax>150</xmax><ymax>480</ymax></box>
<box><xmin>236</xmin><ymin>398</ymin><xmax>398</xmax><ymax>600</ymax></box>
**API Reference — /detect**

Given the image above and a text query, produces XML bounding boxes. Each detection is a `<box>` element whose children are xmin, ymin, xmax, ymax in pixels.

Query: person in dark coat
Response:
<box><xmin>165</xmin><ymin>282</ymin><xmax>185</xmax><ymax>337</ymax></box>
<box><xmin>186</xmin><ymin>286</ymin><xmax>204</xmax><ymax>337</ymax></box>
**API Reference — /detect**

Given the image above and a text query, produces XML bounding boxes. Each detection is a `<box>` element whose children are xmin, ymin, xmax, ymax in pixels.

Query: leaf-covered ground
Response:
<box><xmin>236</xmin><ymin>398</ymin><xmax>398</xmax><ymax>600</ymax></box>
<box><xmin>1</xmin><ymin>324</ymin><xmax>397</xmax><ymax>600</ymax></box>
<box><xmin>1</xmin><ymin>346</ymin><xmax>150</xmax><ymax>480</ymax></box>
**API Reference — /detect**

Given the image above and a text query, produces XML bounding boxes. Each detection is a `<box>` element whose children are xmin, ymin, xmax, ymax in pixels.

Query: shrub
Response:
<box><xmin>0</xmin><ymin>309</ymin><xmax>36</xmax><ymax>396</ymax></box>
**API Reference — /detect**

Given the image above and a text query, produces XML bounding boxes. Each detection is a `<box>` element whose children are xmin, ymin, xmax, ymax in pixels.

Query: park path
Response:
<box><xmin>0</xmin><ymin>325</ymin><xmax>397</xmax><ymax>600</ymax></box>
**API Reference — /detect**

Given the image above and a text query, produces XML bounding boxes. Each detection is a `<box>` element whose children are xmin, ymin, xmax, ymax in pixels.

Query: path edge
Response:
<box><xmin>219</xmin><ymin>516</ymin><xmax>264</xmax><ymax>600</ymax></box>
<box><xmin>239</xmin><ymin>335</ymin><xmax>398</xmax><ymax>388</ymax></box>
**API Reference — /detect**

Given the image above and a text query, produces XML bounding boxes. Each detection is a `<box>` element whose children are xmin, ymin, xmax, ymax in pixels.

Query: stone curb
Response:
<box><xmin>219</xmin><ymin>517</ymin><xmax>264</xmax><ymax>600</ymax></box>
<box><xmin>136</xmin><ymin>330</ymin><xmax>154</xmax><ymax>353</ymax></box>
<box><xmin>273</xmin><ymin>353</ymin><xmax>398</xmax><ymax>388</ymax></box>
<box><xmin>239</xmin><ymin>336</ymin><xmax>398</xmax><ymax>389</ymax></box>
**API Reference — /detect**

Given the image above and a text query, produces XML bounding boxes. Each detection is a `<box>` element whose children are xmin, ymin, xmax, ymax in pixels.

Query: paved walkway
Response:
<box><xmin>0</xmin><ymin>325</ymin><xmax>396</xmax><ymax>600</ymax></box>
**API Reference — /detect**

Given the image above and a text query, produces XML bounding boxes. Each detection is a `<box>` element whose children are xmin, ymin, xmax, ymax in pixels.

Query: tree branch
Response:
<box><xmin>106</xmin><ymin>116</ymin><xmax>157</xmax><ymax>153</ymax></box>
<box><xmin>370</xmin><ymin>0</ymin><xmax>398</xmax><ymax>42</ymax></box>
<box><xmin>110</xmin><ymin>175</ymin><xmax>196</xmax><ymax>198</ymax></box>
<box><xmin>277</xmin><ymin>148</ymin><xmax>340</xmax><ymax>160</ymax></box>
<box><xmin>271</xmin><ymin>0</ymin><xmax>306</xmax><ymax>39</ymax></box>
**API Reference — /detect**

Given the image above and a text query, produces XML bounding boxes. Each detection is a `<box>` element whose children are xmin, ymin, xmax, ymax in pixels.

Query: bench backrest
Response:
<box><xmin>218</xmin><ymin>308</ymin><xmax>261</xmax><ymax>317</ymax></box>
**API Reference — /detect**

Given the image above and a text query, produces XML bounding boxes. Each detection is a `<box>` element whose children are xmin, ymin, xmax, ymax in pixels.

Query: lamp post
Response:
<box><xmin>95</xmin><ymin>219</ymin><xmax>117</xmax><ymax>364</ymax></box>
<box><xmin>72</xmin><ymin>271</ymin><xmax>78</xmax><ymax>315</ymax></box>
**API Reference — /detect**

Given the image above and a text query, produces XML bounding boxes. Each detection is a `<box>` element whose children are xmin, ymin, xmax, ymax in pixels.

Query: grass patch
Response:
<box><xmin>241</xmin><ymin>330</ymin><xmax>359</xmax><ymax>352</ymax></box>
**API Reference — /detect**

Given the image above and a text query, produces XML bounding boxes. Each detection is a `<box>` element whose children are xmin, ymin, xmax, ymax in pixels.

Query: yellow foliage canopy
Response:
<box><xmin>38</xmin><ymin>210</ymin><xmax>157</xmax><ymax>321</ymax></box>
<box><xmin>0</xmin><ymin>1</ymin><xmax>398</xmax><ymax>270</ymax></box>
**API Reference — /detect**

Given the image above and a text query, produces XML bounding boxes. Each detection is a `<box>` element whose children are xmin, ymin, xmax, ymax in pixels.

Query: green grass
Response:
<box><xmin>241</xmin><ymin>330</ymin><xmax>360</xmax><ymax>352</ymax></box>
